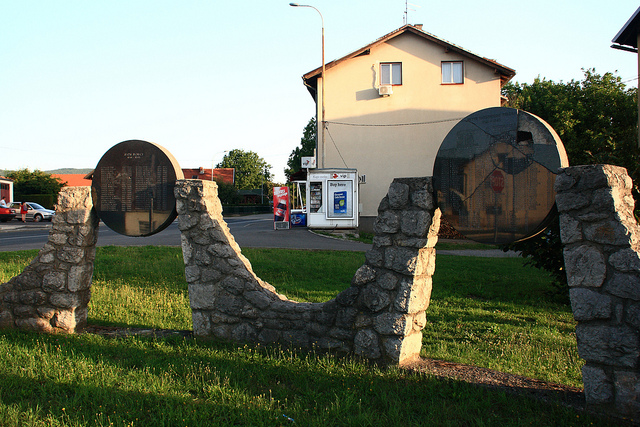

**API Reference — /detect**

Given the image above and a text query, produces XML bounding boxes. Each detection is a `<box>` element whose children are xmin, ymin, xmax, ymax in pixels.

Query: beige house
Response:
<box><xmin>301</xmin><ymin>24</ymin><xmax>515</xmax><ymax>231</ymax></box>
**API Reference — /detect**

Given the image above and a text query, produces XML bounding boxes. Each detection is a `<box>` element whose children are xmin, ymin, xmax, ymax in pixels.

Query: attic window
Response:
<box><xmin>442</xmin><ymin>61</ymin><xmax>463</xmax><ymax>84</ymax></box>
<box><xmin>381</xmin><ymin>62</ymin><xmax>402</xmax><ymax>85</ymax></box>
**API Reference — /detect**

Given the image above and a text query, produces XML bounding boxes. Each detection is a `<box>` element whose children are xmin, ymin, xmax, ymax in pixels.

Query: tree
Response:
<box><xmin>216</xmin><ymin>149</ymin><xmax>272</xmax><ymax>190</ymax></box>
<box><xmin>285</xmin><ymin>117</ymin><xmax>316</xmax><ymax>180</ymax></box>
<box><xmin>7</xmin><ymin>168</ymin><xmax>64</xmax><ymax>200</ymax></box>
<box><xmin>501</xmin><ymin>69</ymin><xmax>638</xmax><ymax>293</ymax></box>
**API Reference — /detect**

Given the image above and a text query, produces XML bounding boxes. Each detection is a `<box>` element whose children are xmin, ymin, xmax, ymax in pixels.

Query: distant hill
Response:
<box><xmin>0</xmin><ymin>168</ymin><xmax>94</xmax><ymax>176</ymax></box>
<box><xmin>46</xmin><ymin>168</ymin><xmax>94</xmax><ymax>175</ymax></box>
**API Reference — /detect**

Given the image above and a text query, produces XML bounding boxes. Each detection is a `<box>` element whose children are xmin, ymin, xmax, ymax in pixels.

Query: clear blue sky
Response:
<box><xmin>1</xmin><ymin>1</ymin><xmax>638</xmax><ymax>183</ymax></box>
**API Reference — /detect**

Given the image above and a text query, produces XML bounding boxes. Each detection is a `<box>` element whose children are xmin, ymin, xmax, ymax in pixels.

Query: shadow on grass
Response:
<box><xmin>0</xmin><ymin>330</ymin><xmax>611</xmax><ymax>426</ymax></box>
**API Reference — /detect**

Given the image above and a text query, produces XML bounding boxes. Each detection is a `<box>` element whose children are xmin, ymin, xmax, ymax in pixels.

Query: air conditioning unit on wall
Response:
<box><xmin>378</xmin><ymin>85</ymin><xmax>393</xmax><ymax>96</ymax></box>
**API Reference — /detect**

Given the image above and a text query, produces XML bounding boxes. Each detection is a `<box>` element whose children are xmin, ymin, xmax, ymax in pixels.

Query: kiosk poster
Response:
<box><xmin>327</xmin><ymin>180</ymin><xmax>353</xmax><ymax>218</ymax></box>
<box><xmin>273</xmin><ymin>186</ymin><xmax>290</xmax><ymax>222</ymax></box>
<box><xmin>334</xmin><ymin>191</ymin><xmax>347</xmax><ymax>214</ymax></box>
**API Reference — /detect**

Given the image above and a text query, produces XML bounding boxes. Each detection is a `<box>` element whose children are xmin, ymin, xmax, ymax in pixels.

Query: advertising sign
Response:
<box><xmin>327</xmin><ymin>180</ymin><xmax>353</xmax><ymax>219</ymax></box>
<box><xmin>301</xmin><ymin>157</ymin><xmax>317</xmax><ymax>168</ymax></box>
<box><xmin>273</xmin><ymin>186</ymin><xmax>290</xmax><ymax>223</ymax></box>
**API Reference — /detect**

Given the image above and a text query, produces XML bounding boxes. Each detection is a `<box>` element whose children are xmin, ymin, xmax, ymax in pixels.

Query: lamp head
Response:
<box><xmin>289</xmin><ymin>3</ymin><xmax>299</xmax><ymax>6</ymax></box>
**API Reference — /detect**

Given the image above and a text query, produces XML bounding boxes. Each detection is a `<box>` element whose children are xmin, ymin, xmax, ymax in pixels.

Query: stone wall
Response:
<box><xmin>0</xmin><ymin>186</ymin><xmax>98</xmax><ymax>333</ymax></box>
<box><xmin>175</xmin><ymin>178</ymin><xmax>439</xmax><ymax>365</ymax></box>
<box><xmin>556</xmin><ymin>165</ymin><xmax>640</xmax><ymax>417</ymax></box>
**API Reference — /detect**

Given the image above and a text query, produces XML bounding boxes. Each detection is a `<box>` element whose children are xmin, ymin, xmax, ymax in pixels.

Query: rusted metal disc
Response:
<box><xmin>91</xmin><ymin>140</ymin><xmax>184</xmax><ymax>237</ymax></box>
<box><xmin>433</xmin><ymin>107</ymin><xmax>568</xmax><ymax>244</ymax></box>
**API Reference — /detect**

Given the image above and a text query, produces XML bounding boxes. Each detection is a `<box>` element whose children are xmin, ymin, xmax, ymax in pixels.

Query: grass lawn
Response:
<box><xmin>0</xmin><ymin>247</ymin><xmax>611</xmax><ymax>426</ymax></box>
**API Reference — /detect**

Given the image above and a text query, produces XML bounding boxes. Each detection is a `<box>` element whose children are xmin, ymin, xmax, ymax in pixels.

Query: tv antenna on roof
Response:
<box><xmin>403</xmin><ymin>0</ymin><xmax>421</xmax><ymax>25</ymax></box>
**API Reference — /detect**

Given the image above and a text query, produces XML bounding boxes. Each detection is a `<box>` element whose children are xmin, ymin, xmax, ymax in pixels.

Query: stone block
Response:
<box><xmin>43</xmin><ymin>271</ymin><xmax>67</xmax><ymax>292</ymax></box>
<box><xmin>584</xmin><ymin>220</ymin><xmax>634</xmax><ymax>246</ymax></box>
<box><xmin>410</xmin><ymin>190</ymin><xmax>434</xmax><ymax>210</ymax></box>
<box><xmin>384</xmin><ymin>247</ymin><xmax>419</xmax><ymax>275</ymax></box>
<box><xmin>191</xmin><ymin>311</ymin><xmax>211</xmax><ymax>336</ymax></box>
<box><xmin>68</xmin><ymin>265</ymin><xmax>92</xmax><ymax>292</ymax></box>
<box><xmin>50</xmin><ymin>292</ymin><xmax>83</xmax><ymax>309</ymax></box>
<box><xmin>400</xmin><ymin>210</ymin><xmax>431</xmax><ymax>237</ymax></box>
<box><xmin>58</xmin><ymin>247</ymin><xmax>85</xmax><ymax>264</ymax></box>
<box><xmin>15</xmin><ymin>317</ymin><xmax>53</xmax><ymax>333</ymax></box>
<box><xmin>576</xmin><ymin>324</ymin><xmax>639</xmax><ymax>368</ymax></box>
<box><xmin>582</xmin><ymin>365</ymin><xmax>614</xmax><ymax>405</ymax></box>
<box><xmin>374</xmin><ymin>211</ymin><xmax>399</xmax><ymax>234</ymax></box>
<box><xmin>614</xmin><ymin>370</ymin><xmax>640</xmax><ymax>416</ymax></box>
<box><xmin>563</xmin><ymin>245</ymin><xmax>606</xmax><ymax>288</ymax></box>
<box><xmin>336</xmin><ymin>286</ymin><xmax>359</xmax><ymax>307</ymax></box>
<box><xmin>184</xmin><ymin>265</ymin><xmax>201</xmax><ymax>283</ymax></box>
<box><xmin>188</xmin><ymin>284</ymin><xmax>218</xmax><ymax>309</ymax></box>
<box><xmin>555</xmin><ymin>192</ymin><xmax>590</xmax><ymax>213</ymax></box>
<box><xmin>19</xmin><ymin>291</ymin><xmax>47</xmax><ymax>306</ymax></box>
<box><xmin>354</xmin><ymin>329</ymin><xmax>381</xmax><ymax>359</ymax></box>
<box><xmin>378</xmin><ymin>272</ymin><xmax>399</xmax><ymax>290</ymax></box>
<box><xmin>387</xmin><ymin>182</ymin><xmax>410</xmax><ymax>209</ymax></box>
<box><xmin>554</xmin><ymin>171</ymin><xmax>577</xmax><ymax>192</ymax></box>
<box><xmin>374</xmin><ymin>312</ymin><xmax>411</xmax><ymax>336</ymax></box>
<box><xmin>607</xmin><ymin>272</ymin><xmax>640</xmax><ymax>301</ymax></box>
<box><xmin>609</xmin><ymin>248</ymin><xmax>640</xmax><ymax>273</ymax></box>
<box><xmin>365</xmin><ymin>248</ymin><xmax>384</xmax><ymax>268</ymax></box>
<box><xmin>360</xmin><ymin>284</ymin><xmax>390</xmax><ymax>313</ymax></box>
<box><xmin>244</xmin><ymin>290</ymin><xmax>273</xmax><ymax>310</ymax></box>
<box><xmin>0</xmin><ymin>309</ymin><xmax>14</xmax><ymax>328</ymax></box>
<box><xmin>352</xmin><ymin>265</ymin><xmax>377</xmax><ymax>286</ymax></box>
<box><xmin>569</xmin><ymin>288</ymin><xmax>612</xmax><ymax>321</ymax></box>
<box><xmin>559</xmin><ymin>215</ymin><xmax>582</xmax><ymax>244</ymax></box>
<box><xmin>231</xmin><ymin>323</ymin><xmax>258</xmax><ymax>342</ymax></box>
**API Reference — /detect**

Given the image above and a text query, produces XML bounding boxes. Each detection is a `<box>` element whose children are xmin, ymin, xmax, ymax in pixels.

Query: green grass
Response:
<box><xmin>0</xmin><ymin>247</ymin><xmax>611</xmax><ymax>425</ymax></box>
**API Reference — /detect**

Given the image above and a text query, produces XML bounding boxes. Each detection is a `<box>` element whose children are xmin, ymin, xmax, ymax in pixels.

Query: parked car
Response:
<box><xmin>0</xmin><ymin>206</ymin><xmax>16</xmax><ymax>222</ymax></box>
<box><xmin>10</xmin><ymin>202</ymin><xmax>55</xmax><ymax>222</ymax></box>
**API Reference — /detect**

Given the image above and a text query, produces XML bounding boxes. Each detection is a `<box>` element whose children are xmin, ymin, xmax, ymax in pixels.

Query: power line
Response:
<box><xmin>325</xmin><ymin>117</ymin><xmax>464</xmax><ymax>127</ymax></box>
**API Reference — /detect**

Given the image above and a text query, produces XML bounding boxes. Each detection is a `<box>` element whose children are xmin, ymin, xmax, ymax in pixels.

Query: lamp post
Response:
<box><xmin>290</xmin><ymin>2</ymin><xmax>325</xmax><ymax>168</ymax></box>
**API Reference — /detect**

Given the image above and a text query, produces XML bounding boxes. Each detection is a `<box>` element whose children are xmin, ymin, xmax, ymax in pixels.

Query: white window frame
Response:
<box><xmin>442</xmin><ymin>61</ymin><xmax>463</xmax><ymax>84</ymax></box>
<box><xmin>380</xmin><ymin>62</ymin><xmax>402</xmax><ymax>86</ymax></box>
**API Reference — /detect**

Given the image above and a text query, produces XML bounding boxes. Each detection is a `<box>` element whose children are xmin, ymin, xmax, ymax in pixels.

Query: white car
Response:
<box><xmin>10</xmin><ymin>202</ymin><xmax>55</xmax><ymax>222</ymax></box>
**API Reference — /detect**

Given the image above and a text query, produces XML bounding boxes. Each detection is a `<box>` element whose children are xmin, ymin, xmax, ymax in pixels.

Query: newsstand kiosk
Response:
<box><xmin>304</xmin><ymin>168</ymin><xmax>359</xmax><ymax>229</ymax></box>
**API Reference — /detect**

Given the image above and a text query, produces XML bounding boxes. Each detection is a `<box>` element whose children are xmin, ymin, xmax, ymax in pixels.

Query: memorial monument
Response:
<box><xmin>91</xmin><ymin>139</ymin><xmax>184</xmax><ymax>236</ymax></box>
<box><xmin>433</xmin><ymin>107</ymin><xmax>569</xmax><ymax>244</ymax></box>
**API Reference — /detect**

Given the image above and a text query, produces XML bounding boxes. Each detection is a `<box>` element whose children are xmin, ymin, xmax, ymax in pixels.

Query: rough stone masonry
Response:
<box><xmin>0</xmin><ymin>186</ymin><xmax>98</xmax><ymax>333</ymax></box>
<box><xmin>176</xmin><ymin>178</ymin><xmax>439</xmax><ymax>365</ymax></box>
<box><xmin>557</xmin><ymin>165</ymin><xmax>640</xmax><ymax>418</ymax></box>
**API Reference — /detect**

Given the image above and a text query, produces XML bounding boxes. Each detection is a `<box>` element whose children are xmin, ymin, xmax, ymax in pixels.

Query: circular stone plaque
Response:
<box><xmin>433</xmin><ymin>107</ymin><xmax>568</xmax><ymax>244</ymax></box>
<box><xmin>91</xmin><ymin>140</ymin><xmax>184</xmax><ymax>237</ymax></box>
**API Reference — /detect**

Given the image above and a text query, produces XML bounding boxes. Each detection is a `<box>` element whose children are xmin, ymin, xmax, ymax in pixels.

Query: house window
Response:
<box><xmin>380</xmin><ymin>62</ymin><xmax>402</xmax><ymax>85</ymax></box>
<box><xmin>442</xmin><ymin>61</ymin><xmax>463</xmax><ymax>84</ymax></box>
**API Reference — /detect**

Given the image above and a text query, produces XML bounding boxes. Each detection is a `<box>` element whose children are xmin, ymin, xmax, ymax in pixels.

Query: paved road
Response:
<box><xmin>0</xmin><ymin>214</ymin><xmax>371</xmax><ymax>252</ymax></box>
<box><xmin>0</xmin><ymin>213</ymin><xmax>518</xmax><ymax>257</ymax></box>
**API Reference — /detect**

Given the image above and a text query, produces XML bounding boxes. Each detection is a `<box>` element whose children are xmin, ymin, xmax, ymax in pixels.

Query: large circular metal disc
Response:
<box><xmin>433</xmin><ymin>107</ymin><xmax>568</xmax><ymax>245</ymax></box>
<box><xmin>91</xmin><ymin>140</ymin><xmax>184</xmax><ymax>237</ymax></box>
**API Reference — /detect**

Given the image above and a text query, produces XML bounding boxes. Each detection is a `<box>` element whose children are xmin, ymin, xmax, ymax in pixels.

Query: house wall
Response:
<box><xmin>315</xmin><ymin>32</ymin><xmax>506</xmax><ymax>229</ymax></box>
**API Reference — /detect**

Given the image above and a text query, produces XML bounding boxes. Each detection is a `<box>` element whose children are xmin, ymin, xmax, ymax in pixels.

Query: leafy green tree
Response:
<box><xmin>216</xmin><ymin>149</ymin><xmax>272</xmax><ymax>190</ymax></box>
<box><xmin>285</xmin><ymin>117</ymin><xmax>316</xmax><ymax>180</ymax></box>
<box><xmin>7</xmin><ymin>168</ymin><xmax>65</xmax><ymax>200</ymax></box>
<box><xmin>501</xmin><ymin>69</ymin><xmax>638</xmax><ymax>293</ymax></box>
<box><xmin>215</xmin><ymin>180</ymin><xmax>241</xmax><ymax>205</ymax></box>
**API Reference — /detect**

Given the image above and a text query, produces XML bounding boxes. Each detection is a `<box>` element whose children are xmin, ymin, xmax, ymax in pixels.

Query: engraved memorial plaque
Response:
<box><xmin>433</xmin><ymin>107</ymin><xmax>568</xmax><ymax>244</ymax></box>
<box><xmin>92</xmin><ymin>140</ymin><xmax>184</xmax><ymax>237</ymax></box>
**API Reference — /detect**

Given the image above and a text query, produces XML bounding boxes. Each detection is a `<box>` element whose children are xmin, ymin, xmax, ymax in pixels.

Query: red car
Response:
<box><xmin>0</xmin><ymin>206</ymin><xmax>16</xmax><ymax>222</ymax></box>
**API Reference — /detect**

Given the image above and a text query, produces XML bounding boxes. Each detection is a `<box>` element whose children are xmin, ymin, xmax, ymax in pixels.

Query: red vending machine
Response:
<box><xmin>273</xmin><ymin>186</ymin><xmax>290</xmax><ymax>230</ymax></box>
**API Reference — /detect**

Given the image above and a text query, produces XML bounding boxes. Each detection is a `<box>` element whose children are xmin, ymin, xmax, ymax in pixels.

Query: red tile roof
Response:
<box><xmin>52</xmin><ymin>174</ymin><xmax>92</xmax><ymax>187</ymax></box>
<box><xmin>182</xmin><ymin>168</ymin><xmax>235</xmax><ymax>184</ymax></box>
<box><xmin>64</xmin><ymin>168</ymin><xmax>235</xmax><ymax>186</ymax></box>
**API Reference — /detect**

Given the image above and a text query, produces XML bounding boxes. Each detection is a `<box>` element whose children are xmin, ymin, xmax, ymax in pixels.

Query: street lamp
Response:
<box><xmin>290</xmin><ymin>2</ymin><xmax>325</xmax><ymax>168</ymax></box>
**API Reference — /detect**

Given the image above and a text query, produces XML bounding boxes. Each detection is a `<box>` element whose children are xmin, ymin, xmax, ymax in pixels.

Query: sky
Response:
<box><xmin>1</xmin><ymin>1</ymin><xmax>638</xmax><ymax>183</ymax></box>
